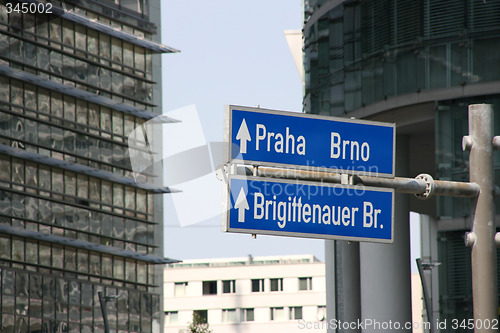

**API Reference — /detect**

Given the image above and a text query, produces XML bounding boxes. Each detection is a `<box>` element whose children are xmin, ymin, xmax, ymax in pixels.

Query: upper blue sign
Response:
<box><xmin>225</xmin><ymin>105</ymin><xmax>395</xmax><ymax>177</ymax></box>
<box><xmin>224</xmin><ymin>175</ymin><xmax>394</xmax><ymax>243</ymax></box>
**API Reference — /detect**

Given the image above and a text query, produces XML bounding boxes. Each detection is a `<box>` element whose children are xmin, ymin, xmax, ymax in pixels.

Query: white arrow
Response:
<box><xmin>236</xmin><ymin>119</ymin><xmax>251</xmax><ymax>154</ymax></box>
<box><xmin>234</xmin><ymin>188</ymin><xmax>249</xmax><ymax>222</ymax></box>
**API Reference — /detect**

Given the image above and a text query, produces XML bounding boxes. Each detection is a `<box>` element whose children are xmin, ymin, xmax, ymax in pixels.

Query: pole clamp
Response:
<box><xmin>465</xmin><ymin>232</ymin><xmax>476</xmax><ymax>247</ymax></box>
<box><xmin>415</xmin><ymin>174</ymin><xmax>436</xmax><ymax>199</ymax></box>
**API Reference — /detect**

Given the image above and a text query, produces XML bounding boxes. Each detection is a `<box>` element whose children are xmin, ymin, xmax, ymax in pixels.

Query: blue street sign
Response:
<box><xmin>224</xmin><ymin>175</ymin><xmax>394</xmax><ymax>243</ymax></box>
<box><xmin>225</xmin><ymin>105</ymin><xmax>395</xmax><ymax>178</ymax></box>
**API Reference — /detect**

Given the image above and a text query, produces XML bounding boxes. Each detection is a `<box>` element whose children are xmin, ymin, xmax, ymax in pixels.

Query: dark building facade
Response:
<box><xmin>0</xmin><ymin>1</ymin><xmax>177</xmax><ymax>332</ymax></box>
<box><xmin>303</xmin><ymin>0</ymin><xmax>500</xmax><ymax>330</ymax></box>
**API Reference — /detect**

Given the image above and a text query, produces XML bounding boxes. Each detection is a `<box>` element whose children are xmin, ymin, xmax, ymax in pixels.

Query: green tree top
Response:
<box><xmin>179</xmin><ymin>312</ymin><xmax>212</xmax><ymax>333</ymax></box>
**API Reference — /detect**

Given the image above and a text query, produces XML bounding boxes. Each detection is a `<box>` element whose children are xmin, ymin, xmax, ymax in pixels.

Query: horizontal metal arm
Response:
<box><xmin>246</xmin><ymin>166</ymin><xmax>481</xmax><ymax>199</ymax></box>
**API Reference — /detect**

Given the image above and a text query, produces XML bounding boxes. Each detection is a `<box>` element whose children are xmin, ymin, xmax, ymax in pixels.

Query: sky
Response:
<box><xmin>158</xmin><ymin>1</ymin><xmax>329</xmax><ymax>261</ymax></box>
<box><xmin>159</xmin><ymin>1</ymin><xmax>422</xmax><ymax>271</ymax></box>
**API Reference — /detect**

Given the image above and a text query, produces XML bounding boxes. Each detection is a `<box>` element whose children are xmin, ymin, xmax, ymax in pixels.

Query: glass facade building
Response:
<box><xmin>0</xmin><ymin>1</ymin><xmax>177</xmax><ymax>332</ymax></box>
<box><xmin>303</xmin><ymin>0</ymin><xmax>500</xmax><ymax>330</ymax></box>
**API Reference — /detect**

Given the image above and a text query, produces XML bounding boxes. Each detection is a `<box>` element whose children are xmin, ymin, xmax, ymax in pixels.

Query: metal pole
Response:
<box><xmin>253</xmin><ymin>166</ymin><xmax>480</xmax><ymax>198</ymax></box>
<box><xmin>416</xmin><ymin>259</ymin><xmax>435</xmax><ymax>333</ymax></box>
<box><xmin>335</xmin><ymin>174</ymin><xmax>361</xmax><ymax>332</ymax></box>
<box><xmin>360</xmin><ymin>135</ymin><xmax>412</xmax><ymax>332</ymax></box>
<box><xmin>98</xmin><ymin>291</ymin><xmax>110</xmax><ymax>333</ymax></box>
<box><xmin>465</xmin><ymin>104</ymin><xmax>498</xmax><ymax>332</ymax></box>
<box><xmin>325</xmin><ymin>240</ymin><xmax>336</xmax><ymax>333</ymax></box>
<box><xmin>337</xmin><ymin>240</ymin><xmax>361</xmax><ymax>331</ymax></box>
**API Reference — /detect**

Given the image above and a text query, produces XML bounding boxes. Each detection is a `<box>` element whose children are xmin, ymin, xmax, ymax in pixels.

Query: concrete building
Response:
<box><xmin>0</xmin><ymin>1</ymin><xmax>177</xmax><ymax>332</ymax></box>
<box><xmin>164</xmin><ymin>254</ymin><xmax>326</xmax><ymax>333</ymax></box>
<box><xmin>302</xmin><ymin>0</ymin><xmax>500</xmax><ymax>331</ymax></box>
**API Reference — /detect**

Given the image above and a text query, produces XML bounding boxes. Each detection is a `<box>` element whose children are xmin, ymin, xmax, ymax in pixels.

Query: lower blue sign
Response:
<box><xmin>224</xmin><ymin>175</ymin><xmax>394</xmax><ymax>243</ymax></box>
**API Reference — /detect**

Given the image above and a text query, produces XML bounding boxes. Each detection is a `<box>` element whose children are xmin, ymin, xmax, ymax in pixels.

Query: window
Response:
<box><xmin>270</xmin><ymin>307</ymin><xmax>285</xmax><ymax>321</ymax></box>
<box><xmin>299</xmin><ymin>277</ymin><xmax>312</xmax><ymax>291</ymax></box>
<box><xmin>222</xmin><ymin>308</ymin><xmax>237</xmax><ymax>322</ymax></box>
<box><xmin>241</xmin><ymin>308</ymin><xmax>254</xmax><ymax>322</ymax></box>
<box><xmin>289</xmin><ymin>306</ymin><xmax>303</xmax><ymax>320</ymax></box>
<box><xmin>317</xmin><ymin>306</ymin><xmax>326</xmax><ymax>321</ymax></box>
<box><xmin>165</xmin><ymin>311</ymin><xmax>178</xmax><ymax>325</ymax></box>
<box><xmin>174</xmin><ymin>282</ymin><xmax>187</xmax><ymax>296</ymax></box>
<box><xmin>251</xmin><ymin>279</ymin><xmax>264</xmax><ymax>292</ymax></box>
<box><xmin>270</xmin><ymin>278</ymin><xmax>283</xmax><ymax>292</ymax></box>
<box><xmin>202</xmin><ymin>281</ymin><xmax>217</xmax><ymax>295</ymax></box>
<box><xmin>222</xmin><ymin>280</ymin><xmax>235</xmax><ymax>294</ymax></box>
<box><xmin>193</xmin><ymin>310</ymin><xmax>208</xmax><ymax>323</ymax></box>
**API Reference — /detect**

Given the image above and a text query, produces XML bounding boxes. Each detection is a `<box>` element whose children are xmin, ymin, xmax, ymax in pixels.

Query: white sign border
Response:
<box><xmin>224</xmin><ymin>105</ymin><xmax>396</xmax><ymax>178</ymax></box>
<box><xmin>223</xmin><ymin>174</ymin><xmax>395</xmax><ymax>244</ymax></box>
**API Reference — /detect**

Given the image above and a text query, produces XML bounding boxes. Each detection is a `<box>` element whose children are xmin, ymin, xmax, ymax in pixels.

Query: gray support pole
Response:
<box><xmin>420</xmin><ymin>214</ymin><xmax>440</xmax><ymax>331</ymax></box>
<box><xmin>326</xmin><ymin>176</ymin><xmax>361</xmax><ymax>333</ymax></box>
<box><xmin>467</xmin><ymin>104</ymin><xmax>498</xmax><ymax>331</ymax></box>
<box><xmin>325</xmin><ymin>240</ymin><xmax>361</xmax><ymax>333</ymax></box>
<box><xmin>337</xmin><ymin>241</ymin><xmax>361</xmax><ymax>332</ymax></box>
<box><xmin>416</xmin><ymin>258</ymin><xmax>435</xmax><ymax>333</ymax></box>
<box><xmin>325</xmin><ymin>240</ymin><xmax>336</xmax><ymax>333</ymax></box>
<box><xmin>360</xmin><ymin>135</ymin><xmax>412</xmax><ymax>332</ymax></box>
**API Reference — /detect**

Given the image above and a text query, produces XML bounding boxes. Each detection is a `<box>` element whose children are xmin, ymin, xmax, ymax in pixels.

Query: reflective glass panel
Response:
<box><xmin>15</xmin><ymin>272</ymin><xmax>28</xmax><ymax>297</ymax></box>
<box><xmin>76</xmin><ymin>174</ymin><xmax>88</xmax><ymax>199</ymax></box>
<box><xmin>98</xmin><ymin>33</ymin><xmax>111</xmax><ymax>60</ymax></box>
<box><xmin>11</xmin><ymin>158</ymin><xmax>23</xmax><ymax>184</ymax></box>
<box><xmin>125</xmin><ymin>260</ymin><xmax>136</xmax><ymax>282</ymax></box>
<box><xmin>114</xmin><ymin>258</ymin><xmax>124</xmax><ymax>280</ymax></box>
<box><xmin>113</xmin><ymin>184</ymin><xmax>123</xmax><ymax>208</ymax></box>
<box><xmin>51</xmin><ymin>170</ymin><xmax>63</xmax><ymax>194</ymax></box>
<box><xmin>2</xmin><ymin>269</ymin><xmax>15</xmax><ymax>294</ymax></box>
<box><xmin>38</xmin><ymin>242</ymin><xmax>51</xmax><ymax>266</ymax></box>
<box><xmin>49</xmin><ymin>50</ymin><xmax>62</xmax><ymax>75</ymax></box>
<box><xmin>100</xmin><ymin>108</ymin><xmax>111</xmax><ymax>133</ymax></box>
<box><xmin>102</xmin><ymin>255</ymin><xmax>112</xmax><ymax>278</ymax></box>
<box><xmin>42</xmin><ymin>276</ymin><xmax>55</xmax><ymax>300</ymax></box>
<box><xmin>49</xmin><ymin>19</ymin><xmax>62</xmax><ymax>43</ymax></box>
<box><xmin>68</xmin><ymin>281</ymin><xmax>80</xmax><ymax>305</ymax></box>
<box><xmin>89</xmin><ymin>252</ymin><xmax>100</xmax><ymax>275</ymax></box>
<box><xmin>65</xmin><ymin>171</ymin><xmax>76</xmax><ymax>196</ymax></box>
<box><xmin>51</xmin><ymin>92</ymin><xmax>63</xmax><ymax>119</ymax></box>
<box><xmin>24</xmin><ymin>84</ymin><xmax>36</xmax><ymax>109</ymax></box>
<box><xmin>76</xmin><ymin>100</ymin><xmax>87</xmax><ymax>127</ymax></box>
<box><xmin>89</xmin><ymin>178</ymin><xmax>100</xmax><ymax>202</ymax></box>
<box><xmin>81</xmin><ymin>283</ymin><xmax>92</xmax><ymax>307</ymax></box>
<box><xmin>42</xmin><ymin>300</ymin><xmax>54</xmax><ymax>319</ymax></box>
<box><xmin>111</xmin><ymin>38</ymin><xmax>122</xmax><ymax>64</ymax></box>
<box><xmin>101</xmin><ymin>181</ymin><xmax>111</xmax><ymax>205</ymax></box>
<box><xmin>52</xmin><ymin>246</ymin><xmax>63</xmax><ymax>269</ymax></box>
<box><xmin>64</xmin><ymin>96</ymin><xmax>75</xmax><ymax>122</ymax></box>
<box><xmin>12</xmin><ymin>238</ymin><xmax>24</xmax><ymax>262</ymax></box>
<box><xmin>78</xmin><ymin>250</ymin><xmax>88</xmax><ymax>273</ymax></box>
<box><xmin>63</xmin><ymin>21</ymin><xmax>75</xmax><ymax>47</ymax></box>
<box><xmin>30</xmin><ymin>274</ymin><xmax>43</xmax><ymax>299</ymax></box>
<box><xmin>137</xmin><ymin>262</ymin><xmax>146</xmax><ymax>284</ymax></box>
<box><xmin>25</xmin><ymin>241</ymin><xmax>37</xmax><ymax>265</ymax></box>
<box><xmin>65</xmin><ymin>248</ymin><xmax>76</xmax><ymax>271</ymax></box>
<box><xmin>87</xmin><ymin>29</ymin><xmax>98</xmax><ymax>55</ymax></box>
<box><xmin>75</xmin><ymin>24</ymin><xmax>86</xmax><ymax>52</ymax></box>
<box><xmin>0</xmin><ymin>235</ymin><xmax>11</xmax><ymax>259</ymax></box>
<box><xmin>30</xmin><ymin>299</ymin><xmax>42</xmax><ymax>318</ymax></box>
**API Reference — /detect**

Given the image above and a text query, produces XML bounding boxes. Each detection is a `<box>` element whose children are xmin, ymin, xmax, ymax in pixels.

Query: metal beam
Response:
<box><xmin>0</xmin><ymin>224</ymin><xmax>180</xmax><ymax>265</ymax></box>
<box><xmin>251</xmin><ymin>166</ymin><xmax>480</xmax><ymax>198</ymax></box>
<box><xmin>0</xmin><ymin>144</ymin><xmax>179</xmax><ymax>194</ymax></box>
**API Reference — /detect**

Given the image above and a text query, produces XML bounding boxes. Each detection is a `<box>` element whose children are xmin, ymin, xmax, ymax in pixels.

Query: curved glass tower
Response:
<box><xmin>303</xmin><ymin>0</ymin><xmax>500</xmax><ymax>329</ymax></box>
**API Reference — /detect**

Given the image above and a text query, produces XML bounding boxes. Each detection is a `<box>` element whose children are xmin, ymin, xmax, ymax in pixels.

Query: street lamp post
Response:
<box><xmin>98</xmin><ymin>291</ymin><xmax>119</xmax><ymax>333</ymax></box>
